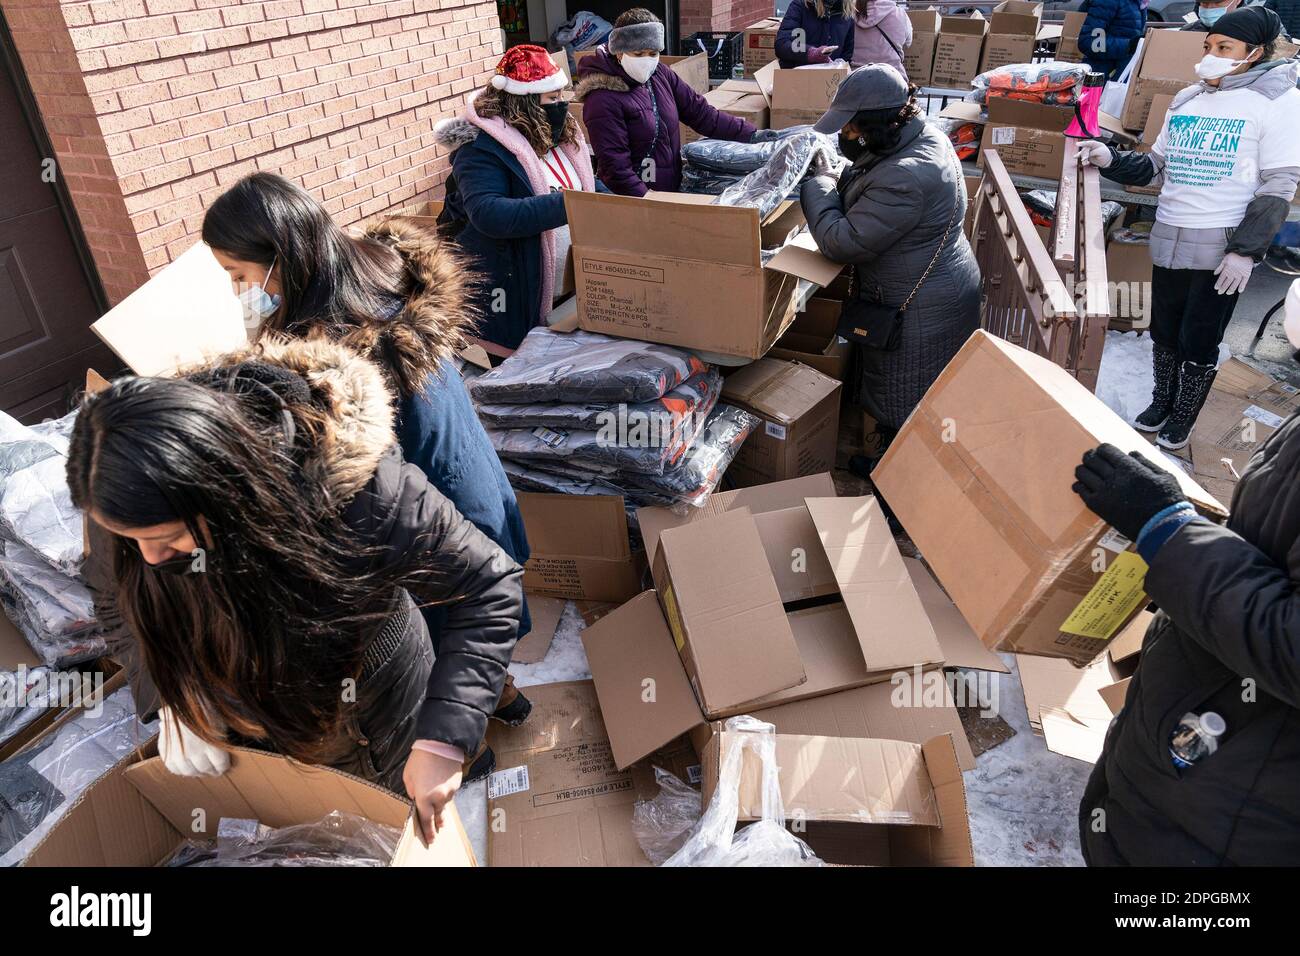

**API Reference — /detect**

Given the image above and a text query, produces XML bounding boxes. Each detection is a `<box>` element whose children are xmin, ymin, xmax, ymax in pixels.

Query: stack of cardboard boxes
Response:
<box><xmin>978</xmin><ymin>1</ymin><xmax>1043</xmax><ymax>75</ymax></box>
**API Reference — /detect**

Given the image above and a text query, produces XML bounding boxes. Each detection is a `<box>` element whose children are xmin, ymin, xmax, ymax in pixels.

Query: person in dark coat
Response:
<box><xmin>72</xmin><ymin>339</ymin><xmax>523</xmax><ymax>841</ymax></box>
<box><xmin>575</xmin><ymin>8</ymin><xmax>758</xmax><ymax>196</ymax></box>
<box><xmin>435</xmin><ymin>44</ymin><xmax>602</xmax><ymax>353</ymax></box>
<box><xmin>201</xmin><ymin>172</ymin><xmax>534</xmax><ymax>666</ymax></box>
<box><xmin>1183</xmin><ymin>0</ymin><xmax>1243</xmax><ymax>32</ymax></box>
<box><xmin>799</xmin><ymin>66</ymin><xmax>981</xmax><ymax>451</ymax></box>
<box><xmin>1073</xmin><ymin>360</ymin><xmax>1300</xmax><ymax>864</ymax></box>
<box><xmin>1263</xmin><ymin>0</ymin><xmax>1300</xmax><ymax>36</ymax></box>
<box><xmin>777</xmin><ymin>0</ymin><xmax>856</xmax><ymax>67</ymax></box>
<box><xmin>1078</xmin><ymin>0</ymin><xmax>1146</xmax><ymax>78</ymax></box>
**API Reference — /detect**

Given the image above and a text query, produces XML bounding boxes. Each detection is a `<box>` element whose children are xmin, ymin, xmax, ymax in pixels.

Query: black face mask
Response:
<box><xmin>542</xmin><ymin>101</ymin><xmax>569</xmax><ymax>147</ymax></box>
<box><xmin>838</xmin><ymin>131</ymin><xmax>868</xmax><ymax>162</ymax></box>
<box><xmin>147</xmin><ymin>553</ymin><xmax>199</xmax><ymax>576</ymax></box>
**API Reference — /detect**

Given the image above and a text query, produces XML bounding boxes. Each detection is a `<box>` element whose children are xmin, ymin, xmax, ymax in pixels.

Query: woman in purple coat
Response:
<box><xmin>575</xmin><ymin>8</ymin><xmax>758</xmax><ymax>196</ymax></box>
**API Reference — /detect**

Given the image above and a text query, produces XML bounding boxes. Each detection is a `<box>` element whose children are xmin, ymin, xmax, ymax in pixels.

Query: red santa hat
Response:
<box><xmin>490</xmin><ymin>44</ymin><xmax>569</xmax><ymax>96</ymax></box>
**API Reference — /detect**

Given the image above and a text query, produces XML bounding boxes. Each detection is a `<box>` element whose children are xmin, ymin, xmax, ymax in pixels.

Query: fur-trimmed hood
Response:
<box><xmin>189</xmin><ymin>336</ymin><xmax>396</xmax><ymax>504</ymax></box>
<box><xmin>573</xmin><ymin>46</ymin><xmax>633</xmax><ymax>101</ymax></box>
<box><xmin>434</xmin><ymin>114</ymin><xmax>480</xmax><ymax>150</ymax></box>
<box><xmin>349</xmin><ymin>217</ymin><xmax>475</xmax><ymax>397</ymax></box>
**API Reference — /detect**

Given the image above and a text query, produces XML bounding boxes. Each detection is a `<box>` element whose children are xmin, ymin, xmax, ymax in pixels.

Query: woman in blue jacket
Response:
<box><xmin>201</xmin><ymin>172</ymin><xmax>534</xmax><ymax>741</ymax></box>
<box><xmin>435</xmin><ymin>44</ymin><xmax>603</xmax><ymax>356</ymax></box>
<box><xmin>777</xmin><ymin>0</ymin><xmax>855</xmax><ymax>67</ymax></box>
<box><xmin>1079</xmin><ymin>0</ymin><xmax>1147</xmax><ymax>78</ymax></box>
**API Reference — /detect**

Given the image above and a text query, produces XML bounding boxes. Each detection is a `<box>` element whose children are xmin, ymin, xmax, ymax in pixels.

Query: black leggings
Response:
<box><xmin>1149</xmin><ymin>265</ymin><xmax>1241</xmax><ymax>366</ymax></box>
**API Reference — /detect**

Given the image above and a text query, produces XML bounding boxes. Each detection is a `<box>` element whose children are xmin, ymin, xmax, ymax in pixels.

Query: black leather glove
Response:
<box><xmin>1072</xmin><ymin>443</ymin><xmax>1188</xmax><ymax>541</ymax></box>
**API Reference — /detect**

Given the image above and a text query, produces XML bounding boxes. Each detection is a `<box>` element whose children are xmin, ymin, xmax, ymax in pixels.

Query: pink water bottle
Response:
<box><xmin>1065</xmin><ymin>72</ymin><xmax>1105</xmax><ymax>139</ymax></box>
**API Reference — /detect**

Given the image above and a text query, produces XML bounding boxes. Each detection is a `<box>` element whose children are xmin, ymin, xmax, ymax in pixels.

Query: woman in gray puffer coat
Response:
<box><xmin>800</xmin><ymin>65</ymin><xmax>981</xmax><ymax>441</ymax></box>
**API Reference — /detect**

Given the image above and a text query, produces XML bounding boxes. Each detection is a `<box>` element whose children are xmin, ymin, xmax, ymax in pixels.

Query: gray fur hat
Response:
<box><xmin>607</xmin><ymin>19</ymin><xmax>665</xmax><ymax>54</ymax></box>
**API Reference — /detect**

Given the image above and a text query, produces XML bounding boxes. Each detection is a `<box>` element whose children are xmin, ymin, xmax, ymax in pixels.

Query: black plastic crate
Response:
<box><xmin>680</xmin><ymin>31</ymin><xmax>744</xmax><ymax>81</ymax></box>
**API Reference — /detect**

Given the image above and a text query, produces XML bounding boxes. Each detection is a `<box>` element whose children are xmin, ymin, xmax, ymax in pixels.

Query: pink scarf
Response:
<box><xmin>464</xmin><ymin>95</ymin><xmax>595</xmax><ymax>323</ymax></box>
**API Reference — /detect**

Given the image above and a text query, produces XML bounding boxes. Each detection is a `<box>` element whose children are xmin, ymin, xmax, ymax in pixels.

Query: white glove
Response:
<box><xmin>1213</xmin><ymin>252</ymin><xmax>1254</xmax><ymax>295</ymax></box>
<box><xmin>159</xmin><ymin>705</ymin><xmax>230</xmax><ymax>777</ymax></box>
<box><xmin>1284</xmin><ymin>278</ymin><xmax>1300</xmax><ymax>350</ymax></box>
<box><xmin>1077</xmin><ymin>140</ymin><xmax>1112</xmax><ymax>168</ymax></box>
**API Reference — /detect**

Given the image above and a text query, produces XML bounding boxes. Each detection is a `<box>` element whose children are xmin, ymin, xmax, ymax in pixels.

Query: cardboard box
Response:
<box><xmin>720</xmin><ymin>358</ymin><xmax>842</xmax><ymax>487</ymax></box>
<box><xmin>931</xmin><ymin>14</ymin><xmax>988</xmax><ymax>88</ymax></box>
<box><xmin>743</xmin><ymin>17</ymin><xmax>782</xmax><ymax>76</ymax></box>
<box><xmin>905</xmin><ymin>9</ymin><xmax>942</xmax><ymax>84</ymax></box>
<box><xmin>91</xmin><ymin>242</ymin><xmax>249</xmax><ymax>377</ymax></box>
<box><xmin>587</xmin><ymin>484</ymin><xmax>947</xmax><ymax>769</ymax></box>
<box><xmin>699</xmin><ymin>730</ymin><xmax>974</xmax><ymax>865</ymax></box>
<box><xmin>979</xmin><ymin>1</ymin><xmax>1043</xmax><ymax>74</ymax></box>
<box><xmin>872</xmin><ymin>330</ymin><xmax>1227</xmax><ymax>664</ymax></box>
<box><xmin>1137</xmin><ymin>91</ymin><xmax>1173</xmax><ymax>152</ymax></box>
<box><xmin>23</xmin><ymin>740</ymin><xmax>475</xmax><ymax>866</ymax></box>
<box><xmin>572</xmin><ymin>50</ymin><xmax>709</xmax><ymax>95</ymax></box>
<box><xmin>767</xmin><ymin>296</ymin><xmax>851</xmax><ymax>381</ymax></box>
<box><xmin>1120</xmin><ymin>29</ymin><xmax>1204</xmax><ymax>131</ymax></box>
<box><xmin>1055</xmin><ymin>10</ymin><xmax>1087</xmax><ymax>62</ymax></box>
<box><xmin>1105</xmin><ymin>226</ymin><xmax>1153</xmax><ymax>331</ymax></box>
<box><xmin>679</xmin><ymin>86</ymin><xmax>768</xmax><ymax>146</ymax></box>
<box><xmin>564</xmin><ymin>191</ymin><xmax>840</xmax><ymax>359</ymax></box>
<box><xmin>514</xmin><ymin>492</ymin><xmax>644</xmax><ymax>603</ymax></box>
<box><xmin>754</xmin><ymin>60</ymin><xmax>850</xmax><ymax>129</ymax></box>
<box><xmin>979</xmin><ymin>123</ymin><xmax>1066</xmax><ymax>178</ymax></box>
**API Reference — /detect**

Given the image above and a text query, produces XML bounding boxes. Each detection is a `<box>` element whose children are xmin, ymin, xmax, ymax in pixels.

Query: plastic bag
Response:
<box><xmin>163</xmin><ymin>810</ymin><xmax>402</xmax><ymax>867</ymax></box>
<box><xmin>715</xmin><ymin>130</ymin><xmax>845</xmax><ymax>220</ymax></box>
<box><xmin>0</xmin><ymin>665</ymin><xmax>58</xmax><ymax>751</ymax></box>
<box><xmin>0</xmin><ymin>410</ymin><xmax>84</xmax><ymax>576</ymax></box>
<box><xmin>662</xmin><ymin>716</ymin><xmax>822</xmax><ymax>867</ymax></box>
<box><xmin>476</xmin><ymin>369</ymin><xmax>721</xmax><ymax>432</ymax></box>
<box><xmin>972</xmin><ymin>60</ymin><xmax>1088</xmax><ymax>105</ymax></box>
<box><xmin>468</xmin><ymin>328</ymin><xmax>707</xmax><ymax>405</ymax></box>
<box><xmin>632</xmin><ymin>767</ymin><xmax>702</xmax><ymax>865</ymax></box>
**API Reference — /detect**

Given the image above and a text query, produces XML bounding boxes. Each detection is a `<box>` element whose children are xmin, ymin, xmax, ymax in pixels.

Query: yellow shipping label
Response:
<box><xmin>1059</xmin><ymin>551</ymin><xmax>1149</xmax><ymax>640</ymax></box>
<box><xmin>662</xmin><ymin>583</ymin><xmax>685</xmax><ymax>651</ymax></box>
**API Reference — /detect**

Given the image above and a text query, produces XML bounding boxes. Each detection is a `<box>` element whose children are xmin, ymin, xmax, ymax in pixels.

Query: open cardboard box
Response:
<box><xmin>1120</xmin><ymin>28</ymin><xmax>1204</xmax><ymax>131</ymax></box>
<box><xmin>753</xmin><ymin>59</ymin><xmax>850</xmax><ymax>129</ymax></box>
<box><xmin>1055</xmin><ymin>10</ymin><xmax>1087</xmax><ymax>62</ymax></box>
<box><xmin>873</xmin><ymin>331</ymin><xmax>1226</xmax><ymax>665</ymax></box>
<box><xmin>514</xmin><ymin>492</ymin><xmax>645</xmax><ymax>603</ymax></box>
<box><xmin>767</xmin><ymin>296</ymin><xmax>851</xmax><ymax>381</ymax></box>
<box><xmin>932</xmin><ymin>13</ymin><xmax>987</xmax><ymax>88</ymax></box>
<box><xmin>22</xmin><ymin>739</ymin><xmax>476</xmax><ymax>866</ymax></box>
<box><xmin>680</xmin><ymin>86</ymin><xmax>768</xmax><ymax>146</ymax></box>
<box><xmin>700</xmin><ymin>729</ymin><xmax>974</xmax><ymax>866</ymax></box>
<box><xmin>583</xmin><ymin>475</ymin><xmax>947</xmax><ymax>770</ymax></box>
<box><xmin>905</xmin><ymin>9</ymin><xmax>941</xmax><ymax>84</ymax></box>
<box><xmin>563</xmin><ymin>191</ymin><xmax>840</xmax><ymax>359</ymax></box>
<box><xmin>979</xmin><ymin>0</ymin><xmax>1042</xmax><ymax>75</ymax></box>
<box><xmin>742</xmin><ymin>17</ymin><xmax>782</xmax><ymax>76</ymax></box>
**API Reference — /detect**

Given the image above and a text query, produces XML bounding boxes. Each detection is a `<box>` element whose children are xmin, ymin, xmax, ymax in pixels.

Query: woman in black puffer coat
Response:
<box><xmin>73</xmin><ymin>337</ymin><xmax>522</xmax><ymax>842</ymax></box>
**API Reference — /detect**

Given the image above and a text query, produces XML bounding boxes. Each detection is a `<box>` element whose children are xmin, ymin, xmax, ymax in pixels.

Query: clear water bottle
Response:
<box><xmin>1169</xmin><ymin>711</ymin><xmax>1226</xmax><ymax>768</ymax></box>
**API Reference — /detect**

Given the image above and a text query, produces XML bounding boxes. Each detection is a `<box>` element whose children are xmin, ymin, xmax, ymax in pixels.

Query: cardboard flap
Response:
<box><xmin>753</xmin><ymin>507</ymin><xmax>839</xmax><ymax>603</ymax></box>
<box><xmin>564</xmin><ymin>190</ymin><xmax>761</xmax><ymax>268</ymax></box>
<box><xmin>0</xmin><ymin>608</ymin><xmax>40</xmax><ymax>670</ymax></box>
<box><xmin>390</xmin><ymin>806</ymin><xmax>477</xmax><ymax>867</ymax></box>
<box><xmin>91</xmin><ymin>243</ymin><xmax>249</xmax><ymax>376</ymax></box>
<box><xmin>902</xmin><ymin>558</ymin><xmax>1009</xmax><ymax>673</ymax></box>
<box><xmin>1099</xmin><ymin>677</ymin><xmax>1131</xmax><ymax>716</ymax></box>
<box><xmin>721</xmin><ymin>358</ymin><xmax>840</xmax><ymax>423</ymax></box>
<box><xmin>711</xmin><ymin>731</ymin><xmax>942</xmax><ymax>826</ymax></box>
<box><xmin>516</xmin><ymin>492</ymin><xmax>629</xmax><ymax>560</ymax></box>
<box><xmin>805</xmin><ymin>497</ymin><xmax>944</xmax><ymax>671</ymax></box>
<box><xmin>580</xmin><ymin>591</ymin><xmax>703</xmax><ymax>769</ymax></box>
<box><xmin>766</xmin><ymin>233</ymin><xmax>843</xmax><ymax>286</ymax></box>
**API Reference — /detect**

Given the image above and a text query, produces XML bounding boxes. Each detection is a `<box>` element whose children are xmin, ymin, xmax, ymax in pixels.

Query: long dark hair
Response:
<box><xmin>67</xmin><ymin>374</ymin><xmax>431</xmax><ymax>763</ymax></box>
<box><xmin>475</xmin><ymin>86</ymin><xmax>580</xmax><ymax>157</ymax></box>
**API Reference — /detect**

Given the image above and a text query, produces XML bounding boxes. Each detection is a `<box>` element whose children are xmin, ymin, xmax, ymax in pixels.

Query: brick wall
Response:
<box><xmin>679</xmin><ymin>0</ymin><xmax>772</xmax><ymax>38</ymax></box>
<box><xmin>1</xmin><ymin>0</ymin><xmax>502</xmax><ymax>305</ymax></box>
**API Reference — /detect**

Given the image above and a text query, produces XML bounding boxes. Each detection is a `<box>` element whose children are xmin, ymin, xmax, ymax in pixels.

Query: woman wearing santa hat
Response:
<box><xmin>435</xmin><ymin>44</ymin><xmax>602</xmax><ymax>356</ymax></box>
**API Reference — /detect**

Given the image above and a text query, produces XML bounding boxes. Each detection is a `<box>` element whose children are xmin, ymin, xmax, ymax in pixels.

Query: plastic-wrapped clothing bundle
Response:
<box><xmin>661</xmin><ymin>716</ymin><xmax>822</xmax><ymax>867</ymax></box>
<box><xmin>163</xmin><ymin>811</ymin><xmax>402</xmax><ymax>867</ymax></box>
<box><xmin>681</xmin><ymin>131</ymin><xmax>815</xmax><ymax>175</ymax></box>
<box><xmin>467</xmin><ymin>328</ymin><xmax>707</xmax><ymax>405</ymax></box>
<box><xmin>930</xmin><ymin>114</ymin><xmax>983</xmax><ymax>161</ymax></box>
<box><xmin>1</xmin><ymin>686</ymin><xmax>156</xmax><ymax>865</ymax></box>
<box><xmin>0</xmin><ymin>665</ymin><xmax>58</xmax><ymax>751</ymax></box>
<box><xmin>1021</xmin><ymin>189</ymin><xmax>1125</xmax><ymax>233</ymax></box>
<box><xmin>0</xmin><ymin>410</ymin><xmax>83</xmax><ymax>576</ymax></box>
<box><xmin>632</xmin><ymin>766</ymin><xmax>702</xmax><ymax>865</ymax></box>
<box><xmin>0</xmin><ymin>542</ymin><xmax>104</xmax><ymax>667</ymax></box>
<box><xmin>715</xmin><ymin>129</ymin><xmax>844</xmax><ymax>220</ymax></box>
<box><xmin>500</xmin><ymin>458</ymin><xmax>677</xmax><ymax>512</ymax></box>
<box><xmin>681</xmin><ymin>167</ymin><xmax>747</xmax><ymax>196</ymax></box>
<box><xmin>476</xmin><ymin>369</ymin><xmax>722</xmax><ymax>432</ymax></box>
<box><xmin>972</xmin><ymin>61</ymin><xmax>1088</xmax><ymax>106</ymax></box>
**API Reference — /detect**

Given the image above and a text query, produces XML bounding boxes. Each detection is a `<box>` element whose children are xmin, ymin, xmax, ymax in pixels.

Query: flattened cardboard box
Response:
<box><xmin>24</xmin><ymin>741</ymin><xmax>474</xmax><ymax>866</ymax></box>
<box><xmin>767</xmin><ymin>296</ymin><xmax>851</xmax><ymax>381</ymax></box>
<box><xmin>1120</xmin><ymin>29</ymin><xmax>1204</xmax><ymax>131</ymax></box>
<box><xmin>515</xmin><ymin>492</ymin><xmax>645</xmax><ymax>603</ymax></box>
<box><xmin>873</xmin><ymin>331</ymin><xmax>1225</xmax><ymax>665</ymax></box>
<box><xmin>564</xmin><ymin>191</ymin><xmax>840</xmax><ymax>359</ymax></box>
<box><xmin>700</xmin><ymin>731</ymin><xmax>974</xmax><ymax>866</ymax></box>
<box><xmin>721</xmin><ymin>357</ymin><xmax>842</xmax><ymax>487</ymax></box>
<box><xmin>931</xmin><ymin>14</ymin><xmax>987</xmax><ymax>88</ymax></box>
<box><xmin>905</xmin><ymin>9</ymin><xmax>941</xmax><ymax>84</ymax></box>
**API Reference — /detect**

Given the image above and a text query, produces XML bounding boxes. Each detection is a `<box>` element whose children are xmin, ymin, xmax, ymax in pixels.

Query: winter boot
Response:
<box><xmin>462</xmin><ymin>740</ymin><xmax>496</xmax><ymax>784</ymax></box>
<box><xmin>1133</xmin><ymin>343</ymin><xmax>1179</xmax><ymax>433</ymax></box>
<box><xmin>1157</xmin><ymin>360</ymin><xmax>1217</xmax><ymax>450</ymax></box>
<box><xmin>490</xmin><ymin>672</ymin><xmax>532</xmax><ymax>727</ymax></box>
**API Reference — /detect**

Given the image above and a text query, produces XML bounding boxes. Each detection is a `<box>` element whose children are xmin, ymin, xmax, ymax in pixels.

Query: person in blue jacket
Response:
<box><xmin>1079</xmin><ymin>0</ymin><xmax>1147</xmax><ymax>79</ymax></box>
<box><xmin>434</xmin><ymin>44</ymin><xmax>604</xmax><ymax>357</ymax></box>
<box><xmin>777</xmin><ymin>0</ymin><xmax>856</xmax><ymax>68</ymax></box>
<box><xmin>201</xmin><ymin>172</ymin><xmax>534</xmax><ymax>740</ymax></box>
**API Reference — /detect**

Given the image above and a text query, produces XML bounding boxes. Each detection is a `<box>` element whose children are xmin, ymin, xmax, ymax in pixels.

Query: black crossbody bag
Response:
<box><xmin>836</xmin><ymin>155</ymin><xmax>963</xmax><ymax>351</ymax></box>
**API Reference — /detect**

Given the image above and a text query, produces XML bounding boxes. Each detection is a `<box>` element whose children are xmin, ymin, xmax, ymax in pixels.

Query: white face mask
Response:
<box><xmin>1194</xmin><ymin>50</ymin><xmax>1254</xmax><ymax>80</ymax></box>
<box><xmin>1285</xmin><ymin>279</ymin><xmax>1300</xmax><ymax>350</ymax></box>
<box><xmin>237</xmin><ymin>258</ymin><xmax>282</xmax><ymax>329</ymax></box>
<box><xmin>621</xmin><ymin>54</ymin><xmax>659</xmax><ymax>84</ymax></box>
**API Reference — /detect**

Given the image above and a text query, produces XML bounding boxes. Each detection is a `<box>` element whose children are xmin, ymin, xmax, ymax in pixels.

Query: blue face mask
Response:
<box><xmin>238</xmin><ymin>258</ymin><xmax>282</xmax><ymax>329</ymax></box>
<box><xmin>1200</xmin><ymin>5</ymin><xmax>1229</xmax><ymax>26</ymax></box>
